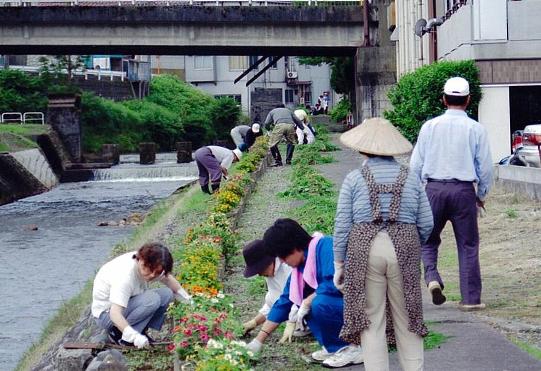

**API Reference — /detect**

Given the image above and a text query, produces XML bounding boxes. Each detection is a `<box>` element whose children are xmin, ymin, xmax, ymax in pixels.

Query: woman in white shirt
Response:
<box><xmin>92</xmin><ymin>242</ymin><xmax>191</xmax><ymax>348</ymax></box>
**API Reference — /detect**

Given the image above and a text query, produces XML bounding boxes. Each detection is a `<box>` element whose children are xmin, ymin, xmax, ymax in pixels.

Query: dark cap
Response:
<box><xmin>242</xmin><ymin>239</ymin><xmax>275</xmax><ymax>278</ymax></box>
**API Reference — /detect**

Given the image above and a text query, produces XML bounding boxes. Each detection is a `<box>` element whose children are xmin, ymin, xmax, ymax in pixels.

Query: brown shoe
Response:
<box><xmin>428</xmin><ymin>281</ymin><xmax>446</xmax><ymax>305</ymax></box>
<box><xmin>458</xmin><ymin>302</ymin><xmax>486</xmax><ymax>311</ymax></box>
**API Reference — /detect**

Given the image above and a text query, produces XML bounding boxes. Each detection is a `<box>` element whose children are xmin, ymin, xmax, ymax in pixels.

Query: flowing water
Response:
<box><xmin>0</xmin><ymin>155</ymin><xmax>197</xmax><ymax>370</ymax></box>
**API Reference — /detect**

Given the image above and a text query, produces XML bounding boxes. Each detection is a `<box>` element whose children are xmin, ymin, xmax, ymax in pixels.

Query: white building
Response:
<box><xmin>151</xmin><ymin>55</ymin><xmax>333</xmax><ymax>118</ymax></box>
<box><xmin>393</xmin><ymin>0</ymin><xmax>541</xmax><ymax>162</ymax></box>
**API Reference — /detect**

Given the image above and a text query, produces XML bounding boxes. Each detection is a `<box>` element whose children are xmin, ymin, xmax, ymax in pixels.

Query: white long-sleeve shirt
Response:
<box><xmin>259</xmin><ymin>258</ymin><xmax>292</xmax><ymax>317</ymax></box>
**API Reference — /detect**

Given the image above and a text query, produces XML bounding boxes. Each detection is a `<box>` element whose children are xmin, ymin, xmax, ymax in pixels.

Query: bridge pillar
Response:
<box><xmin>47</xmin><ymin>94</ymin><xmax>82</xmax><ymax>163</ymax></box>
<box><xmin>355</xmin><ymin>0</ymin><xmax>397</xmax><ymax>124</ymax></box>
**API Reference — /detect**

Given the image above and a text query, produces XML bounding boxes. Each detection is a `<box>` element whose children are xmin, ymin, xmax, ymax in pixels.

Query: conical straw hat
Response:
<box><xmin>340</xmin><ymin>117</ymin><xmax>412</xmax><ymax>156</ymax></box>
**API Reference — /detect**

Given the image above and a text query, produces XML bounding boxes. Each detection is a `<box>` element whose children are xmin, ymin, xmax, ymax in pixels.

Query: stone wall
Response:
<box><xmin>250</xmin><ymin>88</ymin><xmax>283</xmax><ymax>124</ymax></box>
<box><xmin>0</xmin><ymin>152</ymin><xmax>50</xmax><ymax>205</ymax></box>
<box><xmin>72</xmin><ymin>75</ymin><xmax>135</xmax><ymax>101</ymax></box>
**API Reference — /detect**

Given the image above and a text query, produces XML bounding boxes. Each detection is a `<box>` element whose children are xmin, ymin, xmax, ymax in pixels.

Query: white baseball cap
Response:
<box><xmin>252</xmin><ymin>123</ymin><xmax>260</xmax><ymax>133</ymax></box>
<box><xmin>233</xmin><ymin>148</ymin><xmax>243</xmax><ymax>160</ymax></box>
<box><xmin>443</xmin><ymin>77</ymin><xmax>470</xmax><ymax>96</ymax></box>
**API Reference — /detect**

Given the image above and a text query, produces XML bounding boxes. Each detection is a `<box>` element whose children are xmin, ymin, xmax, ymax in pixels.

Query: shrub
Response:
<box><xmin>329</xmin><ymin>98</ymin><xmax>351</xmax><ymax>123</ymax></box>
<box><xmin>0</xmin><ymin>69</ymin><xmax>48</xmax><ymax>113</ymax></box>
<box><xmin>210</xmin><ymin>96</ymin><xmax>241</xmax><ymax>140</ymax></box>
<box><xmin>384</xmin><ymin>60</ymin><xmax>481</xmax><ymax>142</ymax></box>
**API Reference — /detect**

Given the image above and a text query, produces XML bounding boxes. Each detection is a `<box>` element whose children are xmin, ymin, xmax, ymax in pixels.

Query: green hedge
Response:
<box><xmin>384</xmin><ymin>60</ymin><xmax>481</xmax><ymax>142</ymax></box>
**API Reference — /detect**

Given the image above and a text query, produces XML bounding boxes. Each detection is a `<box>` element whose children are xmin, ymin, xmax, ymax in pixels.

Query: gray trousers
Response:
<box><xmin>422</xmin><ymin>180</ymin><xmax>481</xmax><ymax>305</ymax></box>
<box><xmin>194</xmin><ymin>146</ymin><xmax>223</xmax><ymax>187</ymax></box>
<box><xmin>96</xmin><ymin>288</ymin><xmax>173</xmax><ymax>333</ymax></box>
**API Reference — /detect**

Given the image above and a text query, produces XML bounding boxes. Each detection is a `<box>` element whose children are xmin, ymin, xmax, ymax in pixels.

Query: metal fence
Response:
<box><xmin>6</xmin><ymin>65</ymin><xmax>127</xmax><ymax>81</ymax></box>
<box><xmin>1</xmin><ymin>112</ymin><xmax>45</xmax><ymax>124</ymax></box>
<box><xmin>0</xmin><ymin>0</ymin><xmax>363</xmax><ymax>7</ymax></box>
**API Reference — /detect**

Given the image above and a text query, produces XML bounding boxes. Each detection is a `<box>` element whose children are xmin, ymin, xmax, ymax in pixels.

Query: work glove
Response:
<box><xmin>246</xmin><ymin>338</ymin><xmax>263</xmax><ymax>354</ymax></box>
<box><xmin>122</xmin><ymin>326</ymin><xmax>149</xmax><ymax>349</ymax></box>
<box><xmin>278</xmin><ymin>321</ymin><xmax>296</xmax><ymax>343</ymax></box>
<box><xmin>242</xmin><ymin>318</ymin><xmax>258</xmax><ymax>334</ymax></box>
<box><xmin>296</xmin><ymin>301</ymin><xmax>310</xmax><ymax>332</ymax></box>
<box><xmin>333</xmin><ymin>261</ymin><xmax>345</xmax><ymax>292</ymax></box>
<box><xmin>175</xmin><ymin>286</ymin><xmax>194</xmax><ymax>305</ymax></box>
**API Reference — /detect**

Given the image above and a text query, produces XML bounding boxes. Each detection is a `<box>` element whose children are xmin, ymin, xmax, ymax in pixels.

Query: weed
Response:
<box><xmin>505</xmin><ymin>208</ymin><xmax>518</xmax><ymax>218</ymax></box>
<box><xmin>510</xmin><ymin>337</ymin><xmax>541</xmax><ymax>361</ymax></box>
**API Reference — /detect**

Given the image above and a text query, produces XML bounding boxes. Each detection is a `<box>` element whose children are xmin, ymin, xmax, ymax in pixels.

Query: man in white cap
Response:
<box><xmin>244</xmin><ymin>123</ymin><xmax>263</xmax><ymax>151</ymax></box>
<box><xmin>410</xmin><ymin>76</ymin><xmax>493</xmax><ymax>311</ymax></box>
<box><xmin>230</xmin><ymin>125</ymin><xmax>251</xmax><ymax>151</ymax></box>
<box><xmin>194</xmin><ymin>145</ymin><xmax>242</xmax><ymax>194</ymax></box>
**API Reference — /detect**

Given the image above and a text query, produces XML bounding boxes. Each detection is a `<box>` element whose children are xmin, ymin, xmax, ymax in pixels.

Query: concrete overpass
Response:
<box><xmin>0</xmin><ymin>4</ymin><xmax>366</xmax><ymax>56</ymax></box>
<box><xmin>0</xmin><ymin>0</ymin><xmax>397</xmax><ymax>124</ymax></box>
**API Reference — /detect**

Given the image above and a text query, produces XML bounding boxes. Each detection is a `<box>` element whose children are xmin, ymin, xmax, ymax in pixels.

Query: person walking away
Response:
<box><xmin>230</xmin><ymin>125</ymin><xmax>251</xmax><ymax>151</ymax></box>
<box><xmin>244</xmin><ymin>123</ymin><xmax>263</xmax><ymax>150</ymax></box>
<box><xmin>410</xmin><ymin>76</ymin><xmax>493</xmax><ymax>311</ymax></box>
<box><xmin>333</xmin><ymin>118</ymin><xmax>433</xmax><ymax>370</ymax></box>
<box><xmin>92</xmin><ymin>242</ymin><xmax>192</xmax><ymax>348</ymax></box>
<box><xmin>264</xmin><ymin>104</ymin><xmax>304</xmax><ymax>166</ymax></box>
<box><xmin>294</xmin><ymin>109</ymin><xmax>316</xmax><ymax>146</ymax></box>
<box><xmin>242</xmin><ymin>239</ymin><xmax>305</xmax><ymax>342</ymax></box>
<box><xmin>194</xmin><ymin>145</ymin><xmax>242</xmax><ymax>194</ymax></box>
<box><xmin>246</xmin><ymin>219</ymin><xmax>364</xmax><ymax>368</ymax></box>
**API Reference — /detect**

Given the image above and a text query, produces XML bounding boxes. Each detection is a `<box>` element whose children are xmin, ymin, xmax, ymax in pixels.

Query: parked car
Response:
<box><xmin>511</xmin><ymin>129</ymin><xmax>523</xmax><ymax>153</ymax></box>
<box><xmin>521</xmin><ymin>124</ymin><xmax>541</xmax><ymax>167</ymax></box>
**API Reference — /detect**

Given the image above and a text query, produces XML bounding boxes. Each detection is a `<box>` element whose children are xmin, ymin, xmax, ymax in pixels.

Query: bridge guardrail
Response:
<box><xmin>0</xmin><ymin>0</ymin><xmax>362</xmax><ymax>7</ymax></box>
<box><xmin>1</xmin><ymin>112</ymin><xmax>45</xmax><ymax>124</ymax></box>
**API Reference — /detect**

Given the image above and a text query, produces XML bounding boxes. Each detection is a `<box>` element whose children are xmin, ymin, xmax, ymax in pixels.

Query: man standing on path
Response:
<box><xmin>264</xmin><ymin>104</ymin><xmax>304</xmax><ymax>166</ymax></box>
<box><xmin>410</xmin><ymin>76</ymin><xmax>493</xmax><ymax>311</ymax></box>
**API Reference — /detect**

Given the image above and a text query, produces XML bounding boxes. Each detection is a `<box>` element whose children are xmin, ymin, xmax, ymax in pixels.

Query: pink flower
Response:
<box><xmin>200</xmin><ymin>333</ymin><xmax>210</xmax><ymax>343</ymax></box>
<box><xmin>167</xmin><ymin>343</ymin><xmax>176</xmax><ymax>352</ymax></box>
<box><xmin>180</xmin><ymin>341</ymin><xmax>189</xmax><ymax>348</ymax></box>
<box><xmin>198</xmin><ymin>325</ymin><xmax>208</xmax><ymax>332</ymax></box>
<box><xmin>224</xmin><ymin>331</ymin><xmax>234</xmax><ymax>340</ymax></box>
<box><xmin>184</xmin><ymin>329</ymin><xmax>193</xmax><ymax>336</ymax></box>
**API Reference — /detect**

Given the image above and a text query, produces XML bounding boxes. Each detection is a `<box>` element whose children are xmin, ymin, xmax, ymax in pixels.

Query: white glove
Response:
<box><xmin>296</xmin><ymin>301</ymin><xmax>310</xmax><ymax>331</ymax></box>
<box><xmin>242</xmin><ymin>318</ymin><xmax>258</xmax><ymax>333</ymax></box>
<box><xmin>122</xmin><ymin>326</ymin><xmax>149</xmax><ymax>348</ymax></box>
<box><xmin>333</xmin><ymin>261</ymin><xmax>345</xmax><ymax>292</ymax></box>
<box><xmin>175</xmin><ymin>286</ymin><xmax>194</xmax><ymax>305</ymax></box>
<box><xmin>246</xmin><ymin>338</ymin><xmax>263</xmax><ymax>354</ymax></box>
<box><xmin>279</xmin><ymin>321</ymin><xmax>296</xmax><ymax>343</ymax></box>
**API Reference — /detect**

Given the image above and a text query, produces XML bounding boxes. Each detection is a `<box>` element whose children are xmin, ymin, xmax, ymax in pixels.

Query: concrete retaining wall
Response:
<box><xmin>495</xmin><ymin>165</ymin><xmax>541</xmax><ymax>200</ymax></box>
<box><xmin>11</xmin><ymin>149</ymin><xmax>59</xmax><ymax>189</ymax></box>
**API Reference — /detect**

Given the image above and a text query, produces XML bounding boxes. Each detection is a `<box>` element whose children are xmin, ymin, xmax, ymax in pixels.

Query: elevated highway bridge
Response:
<box><xmin>0</xmin><ymin>0</ymin><xmax>396</xmax><ymax>124</ymax></box>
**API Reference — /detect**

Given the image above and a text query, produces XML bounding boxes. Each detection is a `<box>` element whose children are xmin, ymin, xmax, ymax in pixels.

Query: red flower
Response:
<box><xmin>180</xmin><ymin>341</ymin><xmax>189</xmax><ymax>348</ymax></box>
<box><xmin>184</xmin><ymin>329</ymin><xmax>193</xmax><ymax>336</ymax></box>
<box><xmin>167</xmin><ymin>343</ymin><xmax>176</xmax><ymax>352</ymax></box>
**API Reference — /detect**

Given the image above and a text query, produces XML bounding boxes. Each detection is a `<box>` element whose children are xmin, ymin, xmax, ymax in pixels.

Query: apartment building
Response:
<box><xmin>151</xmin><ymin>55</ymin><xmax>333</xmax><ymax>120</ymax></box>
<box><xmin>393</xmin><ymin>0</ymin><xmax>541</xmax><ymax>161</ymax></box>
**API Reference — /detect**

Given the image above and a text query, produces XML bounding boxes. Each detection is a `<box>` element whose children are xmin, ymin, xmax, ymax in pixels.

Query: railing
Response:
<box><xmin>0</xmin><ymin>0</ymin><xmax>363</xmax><ymax>7</ymax></box>
<box><xmin>7</xmin><ymin>65</ymin><xmax>127</xmax><ymax>81</ymax></box>
<box><xmin>1</xmin><ymin>112</ymin><xmax>45</xmax><ymax>124</ymax></box>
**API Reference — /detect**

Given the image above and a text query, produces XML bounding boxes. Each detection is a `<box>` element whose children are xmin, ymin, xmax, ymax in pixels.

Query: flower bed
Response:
<box><xmin>168</xmin><ymin>137</ymin><xmax>269</xmax><ymax>369</ymax></box>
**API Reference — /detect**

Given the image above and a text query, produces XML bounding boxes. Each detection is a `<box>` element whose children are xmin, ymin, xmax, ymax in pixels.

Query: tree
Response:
<box><xmin>298</xmin><ymin>56</ymin><xmax>355</xmax><ymax>97</ymax></box>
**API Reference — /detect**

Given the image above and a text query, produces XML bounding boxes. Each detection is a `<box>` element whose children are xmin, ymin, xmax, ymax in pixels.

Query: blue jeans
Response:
<box><xmin>96</xmin><ymin>288</ymin><xmax>173</xmax><ymax>333</ymax></box>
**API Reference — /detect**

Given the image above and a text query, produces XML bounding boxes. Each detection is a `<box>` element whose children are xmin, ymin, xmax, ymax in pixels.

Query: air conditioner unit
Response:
<box><xmin>287</xmin><ymin>71</ymin><xmax>298</xmax><ymax>79</ymax></box>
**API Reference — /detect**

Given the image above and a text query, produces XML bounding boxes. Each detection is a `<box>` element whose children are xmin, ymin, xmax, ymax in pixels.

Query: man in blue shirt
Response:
<box><xmin>410</xmin><ymin>77</ymin><xmax>493</xmax><ymax>311</ymax></box>
<box><xmin>245</xmin><ymin>218</ymin><xmax>363</xmax><ymax>368</ymax></box>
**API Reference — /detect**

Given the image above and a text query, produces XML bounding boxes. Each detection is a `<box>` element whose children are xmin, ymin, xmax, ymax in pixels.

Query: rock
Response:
<box><xmin>25</xmin><ymin>224</ymin><xmax>39</xmax><ymax>231</ymax></box>
<box><xmin>126</xmin><ymin>212</ymin><xmax>144</xmax><ymax>225</ymax></box>
<box><xmin>97</xmin><ymin>221</ymin><xmax>109</xmax><ymax>226</ymax></box>
<box><xmin>53</xmin><ymin>348</ymin><xmax>93</xmax><ymax>371</ymax></box>
<box><xmin>85</xmin><ymin>350</ymin><xmax>127</xmax><ymax>371</ymax></box>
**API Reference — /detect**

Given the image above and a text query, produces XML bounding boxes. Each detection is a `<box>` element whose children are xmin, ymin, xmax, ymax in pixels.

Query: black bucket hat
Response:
<box><xmin>242</xmin><ymin>239</ymin><xmax>275</xmax><ymax>278</ymax></box>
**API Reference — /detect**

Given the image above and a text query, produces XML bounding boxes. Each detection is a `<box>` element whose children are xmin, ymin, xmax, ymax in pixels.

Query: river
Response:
<box><xmin>0</xmin><ymin>155</ymin><xmax>197</xmax><ymax>370</ymax></box>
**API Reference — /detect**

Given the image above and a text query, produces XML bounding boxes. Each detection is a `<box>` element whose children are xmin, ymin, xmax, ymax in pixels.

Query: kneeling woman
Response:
<box><xmin>91</xmin><ymin>242</ymin><xmax>192</xmax><ymax>348</ymax></box>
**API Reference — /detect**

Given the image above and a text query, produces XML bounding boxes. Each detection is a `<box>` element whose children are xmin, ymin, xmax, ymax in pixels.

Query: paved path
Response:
<box><xmin>315</xmin><ymin>135</ymin><xmax>541</xmax><ymax>370</ymax></box>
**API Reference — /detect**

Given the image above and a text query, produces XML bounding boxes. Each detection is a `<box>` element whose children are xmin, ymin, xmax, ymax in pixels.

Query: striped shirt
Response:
<box><xmin>333</xmin><ymin>157</ymin><xmax>434</xmax><ymax>261</ymax></box>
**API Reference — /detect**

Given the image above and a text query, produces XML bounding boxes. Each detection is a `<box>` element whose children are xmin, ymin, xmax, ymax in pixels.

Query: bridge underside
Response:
<box><xmin>0</xmin><ymin>6</ymin><xmax>366</xmax><ymax>56</ymax></box>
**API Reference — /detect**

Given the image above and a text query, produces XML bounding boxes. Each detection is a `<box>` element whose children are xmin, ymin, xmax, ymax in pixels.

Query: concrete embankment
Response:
<box><xmin>495</xmin><ymin>164</ymin><xmax>541</xmax><ymax>200</ymax></box>
<box><xmin>0</xmin><ymin>149</ymin><xmax>58</xmax><ymax>205</ymax></box>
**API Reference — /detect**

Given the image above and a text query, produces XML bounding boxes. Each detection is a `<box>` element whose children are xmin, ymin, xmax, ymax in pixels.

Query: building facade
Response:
<box><xmin>394</xmin><ymin>0</ymin><xmax>541</xmax><ymax>162</ymax></box>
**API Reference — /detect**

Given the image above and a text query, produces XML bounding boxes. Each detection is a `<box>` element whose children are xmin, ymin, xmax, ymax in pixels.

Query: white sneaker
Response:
<box><xmin>322</xmin><ymin>345</ymin><xmax>363</xmax><ymax>368</ymax></box>
<box><xmin>311</xmin><ymin>347</ymin><xmax>334</xmax><ymax>362</ymax></box>
<box><xmin>293</xmin><ymin>327</ymin><xmax>312</xmax><ymax>337</ymax></box>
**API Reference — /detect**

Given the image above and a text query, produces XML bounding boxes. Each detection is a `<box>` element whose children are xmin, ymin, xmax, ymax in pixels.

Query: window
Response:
<box><xmin>268</xmin><ymin>56</ymin><xmax>279</xmax><ymax>69</ymax></box>
<box><xmin>285</xmin><ymin>89</ymin><xmax>294</xmax><ymax>104</ymax></box>
<box><xmin>229</xmin><ymin>56</ymin><xmax>248</xmax><ymax>71</ymax></box>
<box><xmin>249</xmin><ymin>56</ymin><xmax>260</xmax><ymax>68</ymax></box>
<box><xmin>194</xmin><ymin>56</ymin><xmax>213</xmax><ymax>70</ymax></box>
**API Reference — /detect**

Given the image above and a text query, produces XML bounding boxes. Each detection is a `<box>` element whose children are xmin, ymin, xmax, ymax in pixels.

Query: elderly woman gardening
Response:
<box><xmin>91</xmin><ymin>242</ymin><xmax>192</xmax><ymax>348</ymax></box>
<box><xmin>333</xmin><ymin>118</ymin><xmax>434</xmax><ymax>371</ymax></box>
